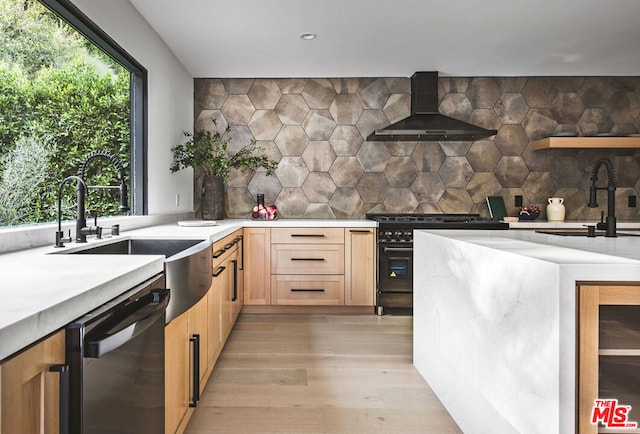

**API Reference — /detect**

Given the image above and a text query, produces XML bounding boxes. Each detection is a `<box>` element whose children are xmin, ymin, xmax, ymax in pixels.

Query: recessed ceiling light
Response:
<box><xmin>300</xmin><ymin>33</ymin><xmax>317</xmax><ymax>40</ymax></box>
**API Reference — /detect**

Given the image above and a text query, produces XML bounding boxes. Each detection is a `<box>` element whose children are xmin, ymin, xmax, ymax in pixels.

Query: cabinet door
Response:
<box><xmin>213</xmin><ymin>257</ymin><xmax>232</xmax><ymax>342</ymax></box>
<box><xmin>345</xmin><ymin>228</ymin><xmax>376</xmax><ymax>306</ymax></box>
<box><xmin>244</xmin><ymin>228</ymin><xmax>271</xmax><ymax>305</ymax></box>
<box><xmin>1</xmin><ymin>329</ymin><xmax>66</xmax><ymax>434</ymax></box>
<box><xmin>191</xmin><ymin>295</ymin><xmax>209</xmax><ymax>392</ymax></box>
<box><xmin>578</xmin><ymin>283</ymin><xmax>640</xmax><ymax>434</ymax></box>
<box><xmin>165</xmin><ymin>312</ymin><xmax>190</xmax><ymax>434</ymax></box>
<box><xmin>208</xmin><ymin>280</ymin><xmax>222</xmax><ymax>368</ymax></box>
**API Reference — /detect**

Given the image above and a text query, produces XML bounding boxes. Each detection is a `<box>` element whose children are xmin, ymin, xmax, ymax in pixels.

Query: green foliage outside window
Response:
<box><xmin>0</xmin><ymin>0</ymin><xmax>131</xmax><ymax>227</ymax></box>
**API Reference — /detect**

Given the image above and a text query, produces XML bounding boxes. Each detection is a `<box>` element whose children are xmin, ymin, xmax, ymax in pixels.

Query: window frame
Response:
<box><xmin>38</xmin><ymin>0</ymin><xmax>148</xmax><ymax>215</ymax></box>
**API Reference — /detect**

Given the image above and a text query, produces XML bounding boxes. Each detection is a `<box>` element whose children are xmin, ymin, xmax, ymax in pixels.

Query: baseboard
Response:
<box><xmin>241</xmin><ymin>305</ymin><xmax>375</xmax><ymax>315</ymax></box>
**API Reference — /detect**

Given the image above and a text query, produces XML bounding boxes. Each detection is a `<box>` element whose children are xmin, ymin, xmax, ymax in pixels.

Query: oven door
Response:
<box><xmin>377</xmin><ymin>243</ymin><xmax>413</xmax><ymax>314</ymax></box>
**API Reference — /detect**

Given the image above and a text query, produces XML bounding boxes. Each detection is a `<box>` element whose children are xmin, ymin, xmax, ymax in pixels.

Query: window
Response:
<box><xmin>0</xmin><ymin>0</ymin><xmax>146</xmax><ymax>227</ymax></box>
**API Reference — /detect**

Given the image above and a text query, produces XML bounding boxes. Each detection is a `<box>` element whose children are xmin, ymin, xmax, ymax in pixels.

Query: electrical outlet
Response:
<box><xmin>175</xmin><ymin>193</ymin><xmax>180</xmax><ymax>207</ymax></box>
<box><xmin>629</xmin><ymin>195</ymin><xmax>637</xmax><ymax>208</ymax></box>
<box><xmin>515</xmin><ymin>195</ymin><xmax>523</xmax><ymax>207</ymax></box>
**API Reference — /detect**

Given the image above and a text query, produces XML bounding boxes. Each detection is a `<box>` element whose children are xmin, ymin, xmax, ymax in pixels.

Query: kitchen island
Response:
<box><xmin>414</xmin><ymin>229</ymin><xmax>640</xmax><ymax>434</ymax></box>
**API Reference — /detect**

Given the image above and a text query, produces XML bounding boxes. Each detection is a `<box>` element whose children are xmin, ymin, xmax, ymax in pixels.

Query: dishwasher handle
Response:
<box><xmin>49</xmin><ymin>364</ymin><xmax>69</xmax><ymax>434</ymax></box>
<box><xmin>84</xmin><ymin>288</ymin><xmax>170</xmax><ymax>358</ymax></box>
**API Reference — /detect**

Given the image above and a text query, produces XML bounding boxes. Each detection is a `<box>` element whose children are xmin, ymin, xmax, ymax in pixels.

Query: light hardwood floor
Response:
<box><xmin>185</xmin><ymin>314</ymin><xmax>462</xmax><ymax>434</ymax></box>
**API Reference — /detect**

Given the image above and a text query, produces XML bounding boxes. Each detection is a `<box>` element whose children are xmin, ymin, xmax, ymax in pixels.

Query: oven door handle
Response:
<box><xmin>382</xmin><ymin>246</ymin><xmax>413</xmax><ymax>253</ymax></box>
<box><xmin>84</xmin><ymin>289</ymin><xmax>170</xmax><ymax>358</ymax></box>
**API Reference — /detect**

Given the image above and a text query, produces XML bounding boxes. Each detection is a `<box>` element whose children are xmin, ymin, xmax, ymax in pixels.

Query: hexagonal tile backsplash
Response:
<box><xmin>194</xmin><ymin>76</ymin><xmax>640</xmax><ymax>220</ymax></box>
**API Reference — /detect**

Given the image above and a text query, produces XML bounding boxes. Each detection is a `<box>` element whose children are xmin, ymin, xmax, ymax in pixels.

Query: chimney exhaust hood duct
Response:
<box><xmin>367</xmin><ymin>72</ymin><xmax>497</xmax><ymax>142</ymax></box>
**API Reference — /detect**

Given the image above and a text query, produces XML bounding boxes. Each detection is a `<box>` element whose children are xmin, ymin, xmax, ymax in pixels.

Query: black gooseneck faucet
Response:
<box><xmin>76</xmin><ymin>151</ymin><xmax>129</xmax><ymax>243</ymax></box>
<box><xmin>588</xmin><ymin>157</ymin><xmax>617</xmax><ymax>237</ymax></box>
<box><xmin>55</xmin><ymin>175</ymin><xmax>88</xmax><ymax>248</ymax></box>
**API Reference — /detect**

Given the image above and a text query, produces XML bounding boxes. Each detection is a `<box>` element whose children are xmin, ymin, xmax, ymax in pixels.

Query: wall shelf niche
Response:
<box><xmin>532</xmin><ymin>137</ymin><xmax>640</xmax><ymax>150</ymax></box>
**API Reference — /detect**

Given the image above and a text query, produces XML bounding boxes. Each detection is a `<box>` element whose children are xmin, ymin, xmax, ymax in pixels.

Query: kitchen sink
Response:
<box><xmin>66</xmin><ymin>238</ymin><xmax>212</xmax><ymax>323</ymax></box>
<box><xmin>535</xmin><ymin>230</ymin><xmax>640</xmax><ymax>237</ymax></box>
<box><xmin>69</xmin><ymin>238</ymin><xmax>206</xmax><ymax>258</ymax></box>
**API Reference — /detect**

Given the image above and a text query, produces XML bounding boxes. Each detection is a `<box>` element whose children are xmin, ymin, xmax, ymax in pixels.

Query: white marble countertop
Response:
<box><xmin>0</xmin><ymin>218</ymin><xmax>374</xmax><ymax>361</ymax></box>
<box><xmin>413</xmin><ymin>229</ymin><xmax>640</xmax><ymax>434</ymax></box>
<box><xmin>424</xmin><ymin>228</ymin><xmax>640</xmax><ymax>263</ymax></box>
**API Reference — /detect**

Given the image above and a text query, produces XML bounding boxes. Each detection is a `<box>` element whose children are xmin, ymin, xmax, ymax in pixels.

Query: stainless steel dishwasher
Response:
<box><xmin>65</xmin><ymin>274</ymin><xmax>169</xmax><ymax>434</ymax></box>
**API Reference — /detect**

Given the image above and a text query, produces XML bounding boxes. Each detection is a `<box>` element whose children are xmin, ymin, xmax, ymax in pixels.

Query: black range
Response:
<box><xmin>366</xmin><ymin>213</ymin><xmax>509</xmax><ymax>315</ymax></box>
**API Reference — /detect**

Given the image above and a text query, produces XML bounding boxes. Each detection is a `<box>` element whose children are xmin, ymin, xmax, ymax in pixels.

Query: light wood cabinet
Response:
<box><xmin>271</xmin><ymin>244</ymin><xmax>344</xmax><ymax>275</ymax></box>
<box><xmin>271</xmin><ymin>274</ymin><xmax>345</xmax><ymax>305</ymax></box>
<box><xmin>271</xmin><ymin>228</ymin><xmax>345</xmax><ymax>306</ymax></box>
<box><xmin>165</xmin><ymin>294</ymin><xmax>209</xmax><ymax>434</ymax></box>
<box><xmin>214</xmin><ymin>249</ymin><xmax>233</xmax><ymax>342</ymax></box>
<box><xmin>578</xmin><ymin>282</ymin><xmax>640</xmax><ymax>434</ymax></box>
<box><xmin>244</xmin><ymin>228</ymin><xmax>271</xmax><ymax>305</ymax></box>
<box><xmin>165</xmin><ymin>229</ymin><xmax>244</xmax><ymax>434</ymax></box>
<box><xmin>212</xmin><ymin>230</ymin><xmax>243</xmax><ymax>343</ymax></box>
<box><xmin>270</xmin><ymin>227</ymin><xmax>344</xmax><ymax>244</ymax></box>
<box><xmin>345</xmin><ymin>228</ymin><xmax>376</xmax><ymax>306</ymax></box>
<box><xmin>0</xmin><ymin>329</ymin><xmax>66</xmax><ymax>434</ymax></box>
<box><xmin>192</xmin><ymin>295</ymin><xmax>209</xmax><ymax>389</ymax></box>
<box><xmin>165</xmin><ymin>311</ymin><xmax>190</xmax><ymax>434</ymax></box>
<box><xmin>244</xmin><ymin>226</ymin><xmax>375</xmax><ymax>309</ymax></box>
<box><xmin>208</xmin><ymin>278</ymin><xmax>222</xmax><ymax>368</ymax></box>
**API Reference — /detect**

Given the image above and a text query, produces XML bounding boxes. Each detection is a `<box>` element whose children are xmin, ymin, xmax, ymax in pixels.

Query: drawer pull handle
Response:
<box><xmin>213</xmin><ymin>248</ymin><xmax>226</xmax><ymax>258</ymax></box>
<box><xmin>212</xmin><ymin>266</ymin><xmax>226</xmax><ymax>277</ymax></box>
<box><xmin>291</xmin><ymin>257</ymin><xmax>325</xmax><ymax>261</ymax></box>
<box><xmin>224</xmin><ymin>242</ymin><xmax>235</xmax><ymax>250</ymax></box>
<box><xmin>189</xmin><ymin>334</ymin><xmax>200</xmax><ymax>407</ymax></box>
<box><xmin>291</xmin><ymin>234</ymin><xmax>325</xmax><ymax>237</ymax></box>
<box><xmin>291</xmin><ymin>288</ymin><xmax>325</xmax><ymax>292</ymax></box>
<box><xmin>350</xmin><ymin>229</ymin><xmax>371</xmax><ymax>233</ymax></box>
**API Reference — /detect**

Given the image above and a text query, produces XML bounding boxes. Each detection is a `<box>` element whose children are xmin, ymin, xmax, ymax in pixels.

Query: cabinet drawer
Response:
<box><xmin>271</xmin><ymin>227</ymin><xmax>344</xmax><ymax>244</ymax></box>
<box><xmin>212</xmin><ymin>231</ymin><xmax>241</xmax><ymax>266</ymax></box>
<box><xmin>271</xmin><ymin>244</ymin><xmax>344</xmax><ymax>274</ymax></box>
<box><xmin>271</xmin><ymin>275</ymin><xmax>344</xmax><ymax>305</ymax></box>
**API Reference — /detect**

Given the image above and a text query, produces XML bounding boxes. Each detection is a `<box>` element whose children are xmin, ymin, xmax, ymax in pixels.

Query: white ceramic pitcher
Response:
<box><xmin>547</xmin><ymin>197</ymin><xmax>566</xmax><ymax>221</ymax></box>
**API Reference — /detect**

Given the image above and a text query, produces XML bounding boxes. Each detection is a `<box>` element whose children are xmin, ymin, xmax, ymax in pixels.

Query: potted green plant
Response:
<box><xmin>170</xmin><ymin>119</ymin><xmax>278</xmax><ymax>220</ymax></box>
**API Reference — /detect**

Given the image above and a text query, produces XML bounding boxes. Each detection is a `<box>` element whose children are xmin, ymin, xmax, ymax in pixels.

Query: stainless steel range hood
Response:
<box><xmin>367</xmin><ymin>72</ymin><xmax>497</xmax><ymax>142</ymax></box>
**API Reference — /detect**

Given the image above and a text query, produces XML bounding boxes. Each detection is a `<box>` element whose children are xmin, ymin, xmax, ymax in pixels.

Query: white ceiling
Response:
<box><xmin>128</xmin><ymin>0</ymin><xmax>640</xmax><ymax>78</ymax></box>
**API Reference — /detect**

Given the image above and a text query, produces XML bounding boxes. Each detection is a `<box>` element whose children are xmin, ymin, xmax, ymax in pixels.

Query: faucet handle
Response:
<box><xmin>54</xmin><ymin>229</ymin><xmax>72</xmax><ymax>248</ymax></box>
<box><xmin>596</xmin><ymin>210</ymin><xmax>607</xmax><ymax>230</ymax></box>
<box><xmin>88</xmin><ymin>210</ymin><xmax>103</xmax><ymax>239</ymax></box>
<box><xmin>88</xmin><ymin>210</ymin><xmax>98</xmax><ymax>225</ymax></box>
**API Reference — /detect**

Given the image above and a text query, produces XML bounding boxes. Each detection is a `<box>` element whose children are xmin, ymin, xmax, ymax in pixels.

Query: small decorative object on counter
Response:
<box><xmin>252</xmin><ymin>194</ymin><xmax>278</xmax><ymax>220</ymax></box>
<box><xmin>519</xmin><ymin>204</ymin><xmax>541</xmax><ymax>221</ymax></box>
<box><xmin>546</xmin><ymin>197</ymin><xmax>566</xmax><ymax>222</ymax></box>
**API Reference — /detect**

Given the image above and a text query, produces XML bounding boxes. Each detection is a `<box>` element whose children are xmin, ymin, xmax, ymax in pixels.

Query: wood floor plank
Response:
<box><xmin>186</xmin><ymin>407</ymin><xmax>462</xmax><ymax>434</ymax></box>
<box><xmin>184</xmin><ymin>314</ymin><xmax>461</xmax><ymax>434</ymax></box>
<box><xmin>215</xmin><ymin>353</ymin><xmax>414</xmax><ymax>370</ymax></box>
